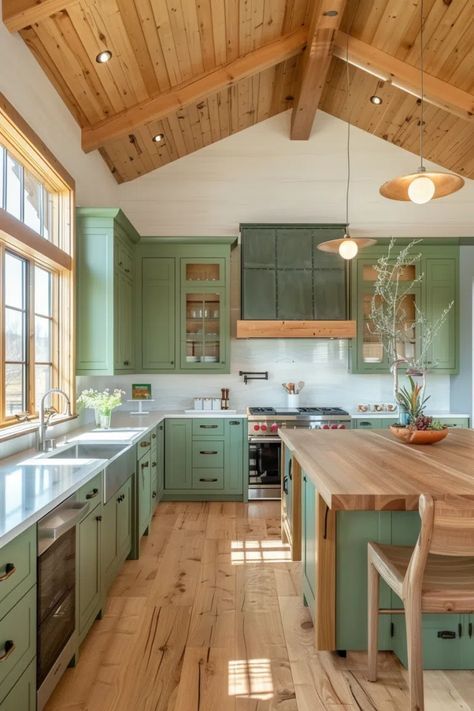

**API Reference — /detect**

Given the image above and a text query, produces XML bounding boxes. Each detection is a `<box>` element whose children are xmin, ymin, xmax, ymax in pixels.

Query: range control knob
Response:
<box><xmin>338</xmin><ymin>423</ymin><xmax>346</xmax><ymax>429</ymax></box>
<box><xmin>261</xmin><ymin>424</ymin><xmax>268</xmax><ymax>432</ymax></box>
<box><xmin>253</xmin><ymin>424</ymin><xmax>260</xmax><ymax>431</ymax></box>
<box><xmin>331</xmin><ymin>424</ymin><xmax>338</xmax><ymax>429</ymax></box>
<box><xmin>270</xmin><ymin>423</ymin><xmax>279</xmax><ymax>433</ymax></box>
<box><xmin>322</xmin><ymin>424</ymin><xmax>330</xmax><ymax>430</ymax></box>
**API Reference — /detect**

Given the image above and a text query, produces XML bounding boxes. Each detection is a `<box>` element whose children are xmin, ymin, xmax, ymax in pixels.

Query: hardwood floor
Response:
<box><xmin>46</xmin><ymin>501</ymin><xmax>474</xmax><ymax>710</ymax></box>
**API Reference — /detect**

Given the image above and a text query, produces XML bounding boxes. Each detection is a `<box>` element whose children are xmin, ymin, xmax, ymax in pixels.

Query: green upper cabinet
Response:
<box><xmin>241</xmin><ymin>224</ymin><xmax>347</xmax><ymax>321</ymax></box>
<box><xmin>76</xmin><ymin>208</ymin><xmax>140</xmax><ymax>375</ymax></box>
<box><xmin>136</xmin><ymin>238</ymin><xmax>235</xmax><ymax>374</ymax></box>
<box><xmin>351</xmin><ymin>244</ymin><xmax>459</xmax><ymax>374</ymax></box>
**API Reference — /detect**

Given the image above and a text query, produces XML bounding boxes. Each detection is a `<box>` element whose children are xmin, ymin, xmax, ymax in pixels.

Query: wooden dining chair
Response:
<box><xmin>367</xmin><ymin>494</ymin><xmax>474</xmax><ymax>711</ymax></box>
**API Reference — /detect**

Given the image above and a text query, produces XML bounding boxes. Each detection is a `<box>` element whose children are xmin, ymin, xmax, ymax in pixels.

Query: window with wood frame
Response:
<box><xmin>0</xmin><ymin>94</ymin><xmax>75</xmax><ymax>430</ymax></box>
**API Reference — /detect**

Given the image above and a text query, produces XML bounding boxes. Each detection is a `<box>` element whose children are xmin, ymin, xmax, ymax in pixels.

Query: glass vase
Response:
<box><xmin>398</xmin><ymin>404</ymin><xmax>410</xmax><ymax>427</ymax></box>
<box><xmin>99</xmin><ymin>412</ymin><xmax>112</xmax><ymax>429</ymax></box>
<box><xmin>94</xmin><ymin>409</ymin><xmax>101</xmax><ymax>427</ymax></box>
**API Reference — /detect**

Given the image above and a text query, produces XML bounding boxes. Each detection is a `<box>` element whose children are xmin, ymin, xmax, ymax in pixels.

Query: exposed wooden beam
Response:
<box><xmin>82</xmin><ymin>29</ymin><xmax>307</xmax><ymax>153</ymax></box>
<box><xmin>290</xmin><ymin>0</ymin><xmax>347</xmax><ymax>140</ymax></box>
<box><xmin>2</xmin><ymin>0</ymin><xmax>77</xmax><ymax>32</ymax></box>
<box><xmin>333</xmin><ymin>31</ymin><xmax>474</xmax><ymax>121</ymax></box>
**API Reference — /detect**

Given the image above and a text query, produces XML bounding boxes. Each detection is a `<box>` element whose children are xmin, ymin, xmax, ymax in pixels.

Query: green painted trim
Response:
<box><xmin>240</xmin><ymin>223</ymin><xmax>347</xmax><ymax>229</ymax></box>
<box><xmin>76</xmin><ymin>208</ymin><xmax>140</xmax><ymax>242</ymax></box>
<box><xmin>141</xmin><ymin>236</ymin><xmax>237</xmax><ymax>246</ymax></box>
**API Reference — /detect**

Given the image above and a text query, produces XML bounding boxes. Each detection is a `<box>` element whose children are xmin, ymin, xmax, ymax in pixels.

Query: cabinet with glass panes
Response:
<box><xmin>182</xmin><ymin>290</ymin><xmax>225</xmax><ymax>368</ymax></box>
<box><xmin>351</xmin><ymin>244</ymin><xmax>458</xmax><ymax>374</ymax></box>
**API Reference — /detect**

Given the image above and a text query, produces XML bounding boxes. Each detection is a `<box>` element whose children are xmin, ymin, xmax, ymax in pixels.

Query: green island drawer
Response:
<box><xmin>77</xmin><ymin>472</ymin><xmax>103</xmax><ymax>506</ymax></box>
<box><xmin>192</xmin><ymin>418</ymin><xmax>224</xmax><ymax>437</ymax></box>
<box><xmin>192</xmin><ymin>440</ymin><xmax>224</xmax><ymax>468</ymax></box>
<box><xmin>0</xmin><ymin>585</ymin><xmax>36</xmax><ymax>702</ymax></box>
<box><xmin>192</xmin><ymin>469</ymin><xmax>224</xmax><ymax>489</ymax></box>
<box><xmin>437</xmin><ymin>418</ymin><xmax>469</xmax><ymax>428</ymax></box>
<box><xmin>0</xmin><ymin>527</ymin><xmax>36</xmax><ymax>620</ymax></box>
<box><xmin>0</xmin><ymin>657</ymin><xmax>35</xmax><ymax>710</ymax></box>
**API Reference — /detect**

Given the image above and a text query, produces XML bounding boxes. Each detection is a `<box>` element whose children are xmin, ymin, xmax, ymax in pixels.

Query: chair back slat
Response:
<box><xmin>429</xmin><ymin>496</ymin><xmax>474</xmax><ymax>556</ymax></box>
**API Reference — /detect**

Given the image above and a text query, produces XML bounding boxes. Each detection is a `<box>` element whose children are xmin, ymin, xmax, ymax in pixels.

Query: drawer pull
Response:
<box><xmin>140</xmin><ymin>441</ymin><xmax>150</xmax><ymax>447</ymax></box>
<box><xmin>152</xmin><ymin>491</ymin><xmax>157</xmax><ymax>498</ymax></box>
<box><xmin>199</xmin><ymin>478</ymin><xmax>218</xmax><ymax>483</ymax></box>
<box><xmin>437</xmin><ymin>630</ymin><xmax>456</xmax><ymax>640</ymax></box>
<box><xmin>0</xmin><ymin>563</ymin><xmax>16</xmax><ymax>582</ymax></box>
<box><xmin>86</xmin><ymin>488</ymin><xmax>99</xmax><ymax>500</ymax></box>
<box><xmin>200</xmin><ymin>450</ymin><xmax>218</xmax><ymax>455</ymax></box>
<box><xmin>200</xmin><ymin>424</ymin><xmax>218</xmax><ymax>429</ymax></box>
<box><xmin>152</xmin><ymin>433</ymin><xmax>156</xmax><ymax>439</ymax></box>
<box><xmin>359</xmin><ymin>422</ymin><xmax>372</xmax><ymax>427</ymax></box>
<box><xmin>123</xmin><ymin>360</ymin><xmax>130</xmax><ymax>366</ymax></box>
<box><xmin>96</xmin><ymin>515</ymin><xmax>103</xmax><ymax>522</ymax></box>
<box><xmin>229</xmin><ymin>421</ymin><xmax>240</xmax><ymax>425</ymax></box>
<box><xmin>141</xmin><ymin>461</ymin><xmax>150</xmax><ymax>469</ymax></box>
<box><xmin>0</xmin><ymin>641</ymin><xmax>15</xmax><ymax>662</ymax></box>
<box><xmin>283</xmin><ymin>476</ymin><xmax>288</xmax><ymax>495</ymax></box>
<box><xmin>152</xmin><ymin>461</ymin><xmax>157</xmax><ymax>467</ymax></box>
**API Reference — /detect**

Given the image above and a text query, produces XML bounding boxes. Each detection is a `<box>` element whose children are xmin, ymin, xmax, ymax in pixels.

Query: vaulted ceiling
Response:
<box><xmin>4</xmin><ymin>0</ymin><xmax>473</xmax><ymax>184</ymax></box>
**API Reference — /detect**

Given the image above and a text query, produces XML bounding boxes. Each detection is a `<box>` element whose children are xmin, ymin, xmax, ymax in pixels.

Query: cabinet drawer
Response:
<box><xmin>192</xmin><ymin>469</ymin><xmax>224</xmax><ymax>489</ymax></box>
<box><xmin>0</xmin><ymin>527</ymin><xmax>36</xmax><ymax>620</ymax></box>
<box><xmin>0</xmin><ymin>657</ymin><xmax>35</xmax><ymax>710</ymax></box>
<box><xmin>192</xmin><ymin>419</ymin><xmax>224</xmax><ymax>436</ymax></box>
<box><xmin>438</xmin><ymin>418</ymin><xmax>469</xmax><ymax>428</ymax></box>
<box><xmin>353</xmin><ymin>419</ymin><xmax>381</xmax><ymax>429</ymax></box>
<box><xmin>77</xmin><ymin>472</ymin><xmax>103</xmax><ymax>506</ymax></box>
<box><xmin>192</xmin><ymin>440</ymin><xmax>224</xmax><ymax>468</ymax></box>
<box><xmin>0</xmin><ymin>586</ymin><xmax>36</xmax><ymax>702</ymax></box>
<box><xmin>137</xmin><ymin>434</ymin><xmax>152</xmax><ymax>457</ymax></box>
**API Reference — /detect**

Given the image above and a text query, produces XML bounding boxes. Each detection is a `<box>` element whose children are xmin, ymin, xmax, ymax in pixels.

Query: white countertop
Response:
<box><xmin>0</xmin><ymin>409</ymin><xmax>247</xmax><ymax>548</ymax></box>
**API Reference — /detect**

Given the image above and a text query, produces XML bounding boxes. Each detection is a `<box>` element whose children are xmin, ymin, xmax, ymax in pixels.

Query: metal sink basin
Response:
<box><xmin>44</xmin><ymin>442</ymin><xmax>135</xmax><ymax>502</ymax></box>
<box><xmin>47</xmin><ymin>443</ymin><xmax>127</xmax><ymax>461</ymax></box>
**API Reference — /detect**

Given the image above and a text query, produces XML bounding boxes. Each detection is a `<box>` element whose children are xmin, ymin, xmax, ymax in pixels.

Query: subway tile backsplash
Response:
<box><xmin>77</xmin><ymin>338</ymin><xmax>451</xmax><ymax>413</ymax></box>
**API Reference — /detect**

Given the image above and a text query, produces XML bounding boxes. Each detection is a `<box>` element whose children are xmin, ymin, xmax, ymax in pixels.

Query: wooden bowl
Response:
<box><xmin>389</xmin><ymin>425</ymin><xmax>449</xmax><ymax>445</ymax></box>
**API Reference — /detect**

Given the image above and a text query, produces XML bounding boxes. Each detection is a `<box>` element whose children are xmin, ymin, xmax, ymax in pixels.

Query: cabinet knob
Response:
<box><xmin>96</xmin><ymin>515</ymin><xmax>103</xmax><ymax>522</ymax></box>
<box><xmin>124</xmin><ymin>268</ymin><xmax>130</xmax><ymax>273</ymax></box>
<box><xmin>86</xmin><ymin>488</ymin><xmax>99</xmax><ymax>500</ymax></box>
<box><xmin>152</xmin><ymin>491</ymin><xmax>157</xmax><ymax>498</ymax></box>
<box><xmin>142</xmin><ymin>461</ymin><xmax>150</xmax><ymax>468</ymax></box>
<box><xmin>152</xmin><ymin>462</ymin><xmax>157</xmax><ymax>467</ymax></box>
<box><xmin>123</xmin><ymin>360</ymin><xmax>130</xmax><ymax>366</ymax></box>
<box><xmin>152</xmin><ymin>433</ymin><xmax>156</xmax><ymax>439</ymax></box>
<box><xmin>170</xmin><ymin>361</ymin><xmax>174</xmax><ymax>365</ymax></box>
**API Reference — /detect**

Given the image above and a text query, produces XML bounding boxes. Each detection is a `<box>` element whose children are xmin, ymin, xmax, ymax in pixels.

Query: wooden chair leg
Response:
<box><xmin>367</xmin><ymin>559</ymin><xmax>379</xmax><ymax>682</ymax></box>
<box><xmin>405</xmin><ymin>598</ymin><xmax>424</xmax><ymax>711</ymax></box>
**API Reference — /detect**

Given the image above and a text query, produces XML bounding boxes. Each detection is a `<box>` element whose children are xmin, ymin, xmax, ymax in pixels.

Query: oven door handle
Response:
<box><xmin>39</xmin><ymin>501</ymin><xmax>90</xmax><ymax>553</ymax></box>
<box><xmin>248</xmin><ymin>437</ymin><xmax>281</xmax><ymax>444</ymax></box>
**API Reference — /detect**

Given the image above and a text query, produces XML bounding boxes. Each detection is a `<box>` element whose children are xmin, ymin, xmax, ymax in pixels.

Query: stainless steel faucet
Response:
<box><xmin>38</xmin><ymin>388</ymin><xmax>72</xmax><ymax>451</ymax></box>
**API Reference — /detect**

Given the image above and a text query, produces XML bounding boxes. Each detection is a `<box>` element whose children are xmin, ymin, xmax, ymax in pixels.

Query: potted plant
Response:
<box><xmin>77</xmin><ymin>388</ymin><xmax>125</xmax><ymax>429</ymax></box>
<box><xmin>389</xmin><ymin>376</ymin><xmax>448</xmax><ymax>444</ymax></box>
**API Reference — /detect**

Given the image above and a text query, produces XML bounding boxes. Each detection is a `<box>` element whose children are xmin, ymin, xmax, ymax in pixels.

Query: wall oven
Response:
<box><xmin>37</xmin><ymin>495</ymin><xmax>89</xmax><ymax>710</ymax></box>
<box><xmin>248</xmin><ymin>436</ymin><xmax>281</xmax><ymax>500</ymax></box>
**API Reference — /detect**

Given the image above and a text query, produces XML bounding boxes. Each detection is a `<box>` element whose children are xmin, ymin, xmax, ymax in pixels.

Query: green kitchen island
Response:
<box><xmin>280</xmin><ymin>428</ymin><xmax>474</xmax><ymax>669</ymax></box>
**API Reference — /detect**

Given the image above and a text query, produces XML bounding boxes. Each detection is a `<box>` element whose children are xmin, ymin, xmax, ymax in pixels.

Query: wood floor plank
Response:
<box><xmin>46</xmin><ymin>500</ymin><xmax>474</xmax><ymax>711</ymax></box>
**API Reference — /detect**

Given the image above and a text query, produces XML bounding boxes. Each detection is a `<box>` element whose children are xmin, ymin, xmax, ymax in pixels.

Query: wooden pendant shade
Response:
<box><xmin>379</xmin><ymin>171</ymin><xmax>465</xmax><ymax>201</ymax></box>
<box><xmin>317</xmin><ymin>237</ymin><xmax>377</xmax><ymax>254</ymax></box>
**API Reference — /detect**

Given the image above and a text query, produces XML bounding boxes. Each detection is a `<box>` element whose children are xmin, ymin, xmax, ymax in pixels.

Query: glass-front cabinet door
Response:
<box><xmin>181</xmin><ymin>258</ymin><xmax>225</xmax><ymax>286</ymax></box>
<box><xmin>355</xmin><ymin>259</ymin><xmax>420</xmax><ymax>373</ymax></box>
<box><xmin>181</xmin><ymin>288</ymin><xmax>226</xmax><ymax>369</ymax></box>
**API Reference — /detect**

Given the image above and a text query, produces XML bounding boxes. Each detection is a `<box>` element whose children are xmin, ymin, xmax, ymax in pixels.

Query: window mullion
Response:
<box><xmin>27</xmin><ymin>259</ymin><xmax>35</xmax><ymax>415</ymax></box>
<box><xmin>0</xmin><ymin>245</ymin><xmax>4</xmax><ymax>423</ymax></box>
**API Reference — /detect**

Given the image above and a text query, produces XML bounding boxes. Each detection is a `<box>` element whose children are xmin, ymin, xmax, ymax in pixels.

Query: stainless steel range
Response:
<box><xmin>247</xmin><ymin>406</ymin><xmax>351</xmax><ymax>500</ymax></box>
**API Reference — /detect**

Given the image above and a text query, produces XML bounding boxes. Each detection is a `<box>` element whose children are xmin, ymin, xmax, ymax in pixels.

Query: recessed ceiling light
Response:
<box><xmin>152</xmin><ymin>133</ymin><xmax>165</xmax><ymax>143</ymax></box>
<box><xmin>370</xmin><ymin>95</ymin><xmax>383</xmax><ymax>105</ymax></box>
<box><xmin>96</xmin><ymin>50</ymin><xmax>112</xmax><ymax>64</ymax></box>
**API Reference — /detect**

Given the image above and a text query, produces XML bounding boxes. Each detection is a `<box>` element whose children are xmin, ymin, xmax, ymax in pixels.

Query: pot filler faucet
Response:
<box><xmin>38</xmin><ymin>388</ymin><xmax>72</xmax><ymax>451</ymax></box>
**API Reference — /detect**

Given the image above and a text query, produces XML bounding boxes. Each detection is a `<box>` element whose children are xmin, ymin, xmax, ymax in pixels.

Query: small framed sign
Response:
<box><xmin>132</xmin><ymin>383</ymin><xmax>152</xmax><ymax>400</ymax></box>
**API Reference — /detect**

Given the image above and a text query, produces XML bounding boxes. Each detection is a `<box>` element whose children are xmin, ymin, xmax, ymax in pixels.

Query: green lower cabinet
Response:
<box><xmin>0</xmin><ymin>658</ymin><xmax>35</xmax><ymax>710</ymax></box>
<box><xmin>301</xmin><ymin>473</ymin><xmax>316</xmax><ymax>620</ymax></box>
<box><xmin>352</xmin><ymin>418</ymin><xmax>398</xmax><ymax>429</ymax></box>
<box><xmin>78</xmin><ymin>502</ymin><xmax>102</xmax><ymax>643</ymax></box>
<box><xmin>138</xmin><ymin>450</ymin><xmax>152</xmax><ymax>537</ymax></box>
<box><xmin>157</xmin><ymin>423</ymin><xmax>164</xmax><ymax>501</ymax></box>
<box><xmin>0</xmin><ymin>585</ymin><xmax>36</xmax><ymax>705</ymax></box>
<box><xmin>164</xmin><ymin>418</ymin><xmax>245</xmax><ymax>500</ymax></box>
<box><xmin>0</xmin><ymin>526</ymin><xmax>36</xmax><ymax>621</ymax></box>
<box><xmin>102</xmin><ymin>477</ymin><xmax>133</xmax><ymax>594</ymax></box>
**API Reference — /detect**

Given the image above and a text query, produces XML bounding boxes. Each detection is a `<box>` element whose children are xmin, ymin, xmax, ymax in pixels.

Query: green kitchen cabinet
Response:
<box><xmin>141</xmin><ymin>257</ymin><xmax>176</xmax><ymax>370</ymax></box>
<box><xmin>164</xmin><ymin>419</ymin><xmax>193</xmax><ymax>491</ymax></box>
<box><xmin>136</xmin><ymin>239</ymin><xmax>235</xmax><ymax>374</ymax></box>
<box><xmin>0</xmin><ymin>585</ymin><xmax>36</xmax><ymax>705</ymax></box>
<box><xmin>241</xmin><ymin>224</ymin><xmax>347</xmax><ymax>320</ymax></box>
<box><xmin>352</xmin><ymin>417</ymin><xmax>398</xmax><ymax>429</ymax></box>
<box><xmin>164</xmin><ymin>418</ymin><xmax>245</xmax><ymax>500</ymax></box>
<box><xmin>138</xmin><ymin>449</ymin><xmax>152</xmax><ymax>538</ymax></box>
<box><xmin>101</xmin><ymin>477</ymin><xmax>132</xmax><ymax>594</ymax></box>
<box><xmin>0</xmin><ymin>658</ymin><xmax>35</xmax><ymax>711</ymax></box>
<box><xmin>78</xmin><ymin>498</ymin><xmax>102</xmax><ymax>643</ymax></box>
<box><xmin>76</xmin><ymin>208</ymin><xmax>140</xmax><ymax>375</ymax></box>
<box><xmin>301</xmin><ymin>472</ymin><xmax>317</xmax><ymax>620</ymax></box>
<box><xmin>351</xmin><ymin>244</ymin><xmax>459</xmax><ymax>374</ymax></box>
<box><xmin>0</xmin><ymin>526</ymin><xmax>36</xmax><ymax>621</ymax></box>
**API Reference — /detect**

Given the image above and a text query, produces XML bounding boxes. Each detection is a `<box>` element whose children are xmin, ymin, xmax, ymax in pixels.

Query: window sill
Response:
<box><xmin>0</xmin><ymin>415</ymin><xmax>78</xmax><ymax>444</ymax></box>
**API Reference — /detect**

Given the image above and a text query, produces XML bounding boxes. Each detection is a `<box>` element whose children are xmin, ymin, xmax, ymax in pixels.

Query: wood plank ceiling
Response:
<box><xmin>4</xmin><ymin>0</ymin><xmax>473</xmax><ymax>183</ymax></box>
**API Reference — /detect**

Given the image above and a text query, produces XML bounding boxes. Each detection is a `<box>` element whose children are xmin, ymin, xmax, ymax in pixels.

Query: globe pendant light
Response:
<box><xmin>318</xmin><ymin>35</ymin><xmax>376</xmax><ymax>260</ymax></box>
<box><xmin>379</xmin><ymin>0</ymin><xmax>464</xmax><ymax>203</ymax></box>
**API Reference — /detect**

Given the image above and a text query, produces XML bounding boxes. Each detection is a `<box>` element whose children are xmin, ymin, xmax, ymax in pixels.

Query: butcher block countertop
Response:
<box><xmin>279</xmin><ymin>428</ymin><xmax>474</xmax><ymax>511</ymax></box>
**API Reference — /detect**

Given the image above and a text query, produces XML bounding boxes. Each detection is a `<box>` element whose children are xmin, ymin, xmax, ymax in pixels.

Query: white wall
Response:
<box><xmin>118</xmin><ymin>110</ymin><xmax>474</xmax><ymax>239</ymax></box>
